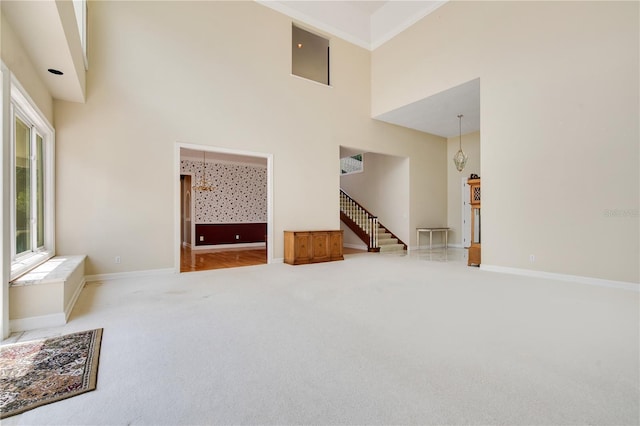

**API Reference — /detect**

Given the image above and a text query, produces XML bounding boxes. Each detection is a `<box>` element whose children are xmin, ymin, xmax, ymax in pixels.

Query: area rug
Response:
<box><xmin>0</xmin><ymin>328</ymin><xmax>103</xmax><ymax>419</ymax></box>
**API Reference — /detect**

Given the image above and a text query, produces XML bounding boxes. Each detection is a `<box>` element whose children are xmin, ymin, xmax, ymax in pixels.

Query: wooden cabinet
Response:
<box><xmin>468</xmin><ymin>178</ymin><xmax>481</xmax><ymax>266</ymax></box>
<box><xmin>284</xmin><ymin>230</ymin><xmax>344</xmax><ymax>265</ymax></box>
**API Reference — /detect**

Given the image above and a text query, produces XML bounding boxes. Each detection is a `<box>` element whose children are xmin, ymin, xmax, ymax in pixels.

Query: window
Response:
<box><xmin>292</xmin><ymin>24</ymin><xmax>330</xmax><ymax>85</ymax></box>
<box><xmin>73</xmin><ymin>0</ymin><xmax>88</xmax><ymax>69</ymax></box>
<box><xmin>9</xmin><ymin>77</ymin><xmax>55</xmax><ymax>279</ymax></box>
<box><xmin>340</xmin><ymin>154</ymin><xmax>363</xmax><ymax>175</ymax></box>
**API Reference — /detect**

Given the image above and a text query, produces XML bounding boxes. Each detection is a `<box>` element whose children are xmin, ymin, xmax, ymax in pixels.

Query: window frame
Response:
<box><xmin>73</xmin><ymin>0</ymin><xmax>89</xmax><ymax>70</ymax></box>
<box><xmin>291</xmin><ymin>24</ymin><xmax>331</xmax><ymax>86</ymax></box>
<box><xmin>9</xmin><ymin>76</ymin><xmax>55</xmax><ymax>280</ymax></box>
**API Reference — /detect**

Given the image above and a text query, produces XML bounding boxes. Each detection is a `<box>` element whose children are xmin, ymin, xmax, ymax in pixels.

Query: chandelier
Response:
<box><xmin>192</xmin><ymin>151</ymin><xmax>215</xmax><ymax>191</ymax></box>
<box><xmin>452</xmin><ymin>114</ymin><xmax>468</xmax><ymax>172</ymax></box>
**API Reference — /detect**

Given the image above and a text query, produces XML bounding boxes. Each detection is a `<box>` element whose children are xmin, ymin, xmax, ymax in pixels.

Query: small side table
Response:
<box><xmin>416</xmin><ymin>227</ymin><xmax>450</xmax><ymax>250</ymax></box>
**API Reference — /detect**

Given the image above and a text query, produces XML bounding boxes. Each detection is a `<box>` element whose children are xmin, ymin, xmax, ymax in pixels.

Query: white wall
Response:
<box><xmin>340</xmin><ymin>151</ymin><xmax>410</xmax><ymax>244</ymax></box>
<box><xmin>447</xmin><ymin>131</ymin><xmax>480</xmax><ymax>246</ymax></box>
<box><xmin>53</xmin><ymin>1</ymin><xmax>446</xmax><ymax>274</ymax></box>
<box><xmin>0</xmin><ymin>14</ymin><xmax>53</xmax><ymax>123</ymax></box>
<box><xmin>1</xmin><ymin>10</ymin><xmax>54</xmax><ymax>338</ymax></box>
<box><xmin>373</xmin><ymin>1</ymin><xmax>639</xmax><ymax>283</ymax></box>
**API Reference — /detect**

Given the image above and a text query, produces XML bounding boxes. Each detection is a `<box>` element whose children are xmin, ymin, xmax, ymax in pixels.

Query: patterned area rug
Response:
<box><xmin>0</xmin><ymin>328</ymin><xmax>103</xmax><ymax>419</ymax></box>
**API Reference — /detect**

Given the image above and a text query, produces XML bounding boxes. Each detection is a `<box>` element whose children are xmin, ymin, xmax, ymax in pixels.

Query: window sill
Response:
<box><xmin>10</xmin><ymin>251</ymin><xmax>55</xmax><ymax>282</ymax></box>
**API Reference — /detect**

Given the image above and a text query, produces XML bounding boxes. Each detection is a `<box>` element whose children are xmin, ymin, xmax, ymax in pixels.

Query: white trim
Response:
<box><xmin>409</xmin><ymin>244</ymin><xmax>465</xmax><ymax>251</ymax></box>
<box><xmin>272</xmin><ymin>257</ymin><xmax>284</xmax><ymax>264</ymax></box>
<box><xmin>258</xmin><ymin>1</ymin><xmax>370</xmax><ymax>50</ymax></box>
<box><xmin>257</xmin><ymin>0</ymin><xmax>447</xmax><ymax>51</ymax></box>
<box><xmin>8</xmin><ymin>75</ymin><xmax>55</xmax><ymax>281</ymax></box>
<box><xmin>1</xmin><ymin>62</ymin><xmax>10</xmax><ymax>339</ymax></box>
<box><xmin>85</xmin><ymin>268</ymin><xmax>175</xmax><ymax>283</ymax></box>
<box><xmin>447</xmin><ymin>243</ymin><xmax>465</xmax><ymax>249</ymax></box>
<box><xmin>9</xmin><ymin>76</ymin><xmax>53</xmax><ymax>134</ymax></box>
<box><xmin>480</xmin><ymin>264</ymin><xmax>640</xmax><ymax>292</ymax></box>
<box><xmin>290</xmin><ymin>73</ymin><xmax>334</xmax><ymax>88</ymax></box>
<box><xmin>10</xmin><ymin>312</ymin><xmax>66</xmax><ymax>333</ymax></box>
<box><xmin>175</xmin><ymin>142</ymin><xmax>274</xmax><ymax>274</ymax></box>
<box><xmin>370</xmin><ymin>1</ymin><xmax>448</xmax><ymax>50</ymax></box>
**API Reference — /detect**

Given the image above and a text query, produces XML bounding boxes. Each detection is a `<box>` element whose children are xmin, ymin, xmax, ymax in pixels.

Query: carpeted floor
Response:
<box><xmin>1</xmin><ymin>249</ymin><xmax>638</xmax><ymax>425</ymax></box>
<box><xmin>0</xmin><ymin>329</ymin><xmax>102</xmax><ymax>419</ymax></box>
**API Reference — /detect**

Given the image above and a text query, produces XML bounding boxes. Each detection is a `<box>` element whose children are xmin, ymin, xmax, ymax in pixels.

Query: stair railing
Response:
<box><xmin>340</xmin><ymin>190</ymin><xmax>379</xmax><ymax>251</ymax></box>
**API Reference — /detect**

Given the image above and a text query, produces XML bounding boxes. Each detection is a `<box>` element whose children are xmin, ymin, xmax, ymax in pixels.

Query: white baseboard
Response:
<box><xmin>480</xmin><ymin>264</ymin><xmax>640</xmax><ymax>292</ymax></box>
<box><xmin>10</xmin><ymin>313</ymin><xmax>66</xmax><ymax>333</ymax></box>
<box><xmin>85</xmin><ymin>268</ymin><xmax>175</xmax><ymax>283</ymax></box>
<box><xmin>410</xmin><ymin>244</ymin><xmax>451</xmax><ymax>250</ymax></box>
<box><xmin>447</xmin><ymin>243</ymin><xmax>465</xmax><ymax>249</ymax></box>
<box><xmin>191</xmin><ymin>242</ymin><xmax>266</xmax><ymax>250</ymax></box>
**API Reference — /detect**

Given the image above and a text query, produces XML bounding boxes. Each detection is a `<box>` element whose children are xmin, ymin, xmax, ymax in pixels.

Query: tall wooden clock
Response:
<box><xmin>468</xmin><ymin>178</ymin><xmax>481</xmax><ymax>266</ymax></box>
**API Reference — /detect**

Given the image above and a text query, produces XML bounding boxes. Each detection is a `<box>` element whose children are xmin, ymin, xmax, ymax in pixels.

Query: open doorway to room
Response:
<box><xmin>176</xmin><ymin>144</ymin><xmax>273</xmax><ymax>273</ymax></box>
<box><xmin>339</xmin><ymin>146</ymin><xmax>410</xmax><ymax>254</ymax></box>
<box><xmin>373</xmin><ymin>77</ymin><xmax>481</xmax><ymax>263</ymax></box>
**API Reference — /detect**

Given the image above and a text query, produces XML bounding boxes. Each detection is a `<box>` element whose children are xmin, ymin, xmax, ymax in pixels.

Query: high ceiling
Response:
<box><xmin>261</xmin><ymin>0</ymin><xmax>479</xmax><ymax>138</ymax></box>
<box><xmin>3</xmin><ymin>0</ymin><xmax>478</xmax><ymax>138</ymax></box>
<box><xmin>259</xmin><ymin>1</ymin><xmax>447</xmax><ymax>50</ymax></box>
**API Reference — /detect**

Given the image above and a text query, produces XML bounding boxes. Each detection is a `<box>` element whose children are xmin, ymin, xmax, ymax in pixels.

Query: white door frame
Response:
<box><xmin>174</xmin><ymin>142</ymin><xmax>274</xmax><ymax>273</ymax></box>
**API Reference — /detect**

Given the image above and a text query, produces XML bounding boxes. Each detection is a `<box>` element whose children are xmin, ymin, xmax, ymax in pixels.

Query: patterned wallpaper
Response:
<box><xmin>181</xmin><ymin>160</ymin><xmax>267</xmax><ymax>224</ymax></box>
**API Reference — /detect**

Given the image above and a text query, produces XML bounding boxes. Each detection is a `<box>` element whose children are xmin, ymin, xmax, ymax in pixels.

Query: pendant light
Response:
<box><xmin>453</xmin><ymin>114</ymin><xmax>468</xmax><ymax>172</ymax></box>
<box><xmin>192</xmin><ymin>151</ymin><xmax>215</xmax><ymax>191</ymax></box>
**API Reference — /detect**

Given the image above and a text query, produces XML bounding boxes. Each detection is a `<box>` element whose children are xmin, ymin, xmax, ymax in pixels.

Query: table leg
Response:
<box><xmin>429</xmin><ymin>231</ymin><xmax>433</xmax><ymax>250</ymax></box>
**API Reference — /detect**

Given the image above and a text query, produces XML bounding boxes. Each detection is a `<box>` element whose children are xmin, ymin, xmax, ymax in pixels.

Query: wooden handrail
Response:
<box><xmin>340</xmin><ymin>189</ymin><xmax>377</xmax><ymax>220</ymax></box>
<box><xmin>340</xmin><ymin>211</ymin><xmax>380</xmax><ymax>252</ymax></box>
<box><xmin>339</xmin><ymin>189</ymin><xmax>407</xmax><ymax>251</ymax></box>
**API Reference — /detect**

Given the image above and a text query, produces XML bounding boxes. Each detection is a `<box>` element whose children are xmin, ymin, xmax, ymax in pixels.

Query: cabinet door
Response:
<box><xmin>329</xmin><ymin>231</ymin><xmax>343</xmax><ymax>260</ymax></box>
<box><xmin>294</xmin><ymin>233</ymin><xmax>312</xmax><ymax>262</ymax></box>
<box><xmin>311</xmin><ymin>232</ymin><xmax>330</xmax><ymax>262</ymax></box>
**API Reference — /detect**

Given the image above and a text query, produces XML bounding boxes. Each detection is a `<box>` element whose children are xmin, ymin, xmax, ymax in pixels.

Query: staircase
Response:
<box><xmin>340</xmin><ymin>190</ymin><xmax>406</xmax><ymax>253</ymax></box>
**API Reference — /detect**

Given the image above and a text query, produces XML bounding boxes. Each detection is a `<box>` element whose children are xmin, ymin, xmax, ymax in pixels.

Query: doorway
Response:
<box><xmin>175</xmin><ymin>143</ymin><xmax>273</xmax><ymax>273</ymax></box>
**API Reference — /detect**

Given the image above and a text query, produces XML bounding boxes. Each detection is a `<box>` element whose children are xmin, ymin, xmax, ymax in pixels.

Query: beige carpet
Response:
<box><xmin>2</xmin><ymin>250</ymin><xmax>638</xmax><ymax>425</ymax></box>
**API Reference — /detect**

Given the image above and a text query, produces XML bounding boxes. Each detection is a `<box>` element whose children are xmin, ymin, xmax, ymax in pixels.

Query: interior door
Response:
<box><xmin>180</xmin><ymin>175</ymin><xmax>192</xmax><ymax>246</ymax></box>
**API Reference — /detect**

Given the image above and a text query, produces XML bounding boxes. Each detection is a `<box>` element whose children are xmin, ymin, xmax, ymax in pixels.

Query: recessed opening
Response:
<box><xmin>47</xmin><ymin>69</ymin><xmax>64</xmax><ymax>76</ymax></box>
<box><xmin>292</xmin><ymin>24</ymin><xmax>330</xmax><ymax>86</ymax></box>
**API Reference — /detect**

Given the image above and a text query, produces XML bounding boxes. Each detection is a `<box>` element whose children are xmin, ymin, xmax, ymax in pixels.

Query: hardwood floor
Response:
<box><xmin>181</xmin><ymin>245</ymin><xmax>368</xmax><ymax>273</ymax></box>
<box><xmin>180</xmin><ymin>246</ymin><xmax>267</xmax><ymax>272</ymax></box>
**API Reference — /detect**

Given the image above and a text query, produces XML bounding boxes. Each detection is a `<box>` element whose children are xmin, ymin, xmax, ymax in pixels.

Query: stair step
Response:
<box><xmin>379</xmin><ymin>243</ymin><xmax>405</xmax><ymax>252</ymax></box>
<box><xmin>377</xmin><ymin>236</ymin><xmax>397</xmax><ymax>245</ymax></box>
<box><xmin>340</xmin><ymin>203</ymin><xmax>405</xmax><ymax>252</ymax></box>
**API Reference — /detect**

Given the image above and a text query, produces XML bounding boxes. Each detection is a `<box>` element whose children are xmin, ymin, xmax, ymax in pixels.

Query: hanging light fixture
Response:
<box><xmin>192</xmin><ymin>151</ymin><xmax>215</xmax><ymax>191</ymax></box>
<box><xmin>453</xmin><ymin>114</ymin><xmax>468</xmax><ymax>172</ymax></box>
